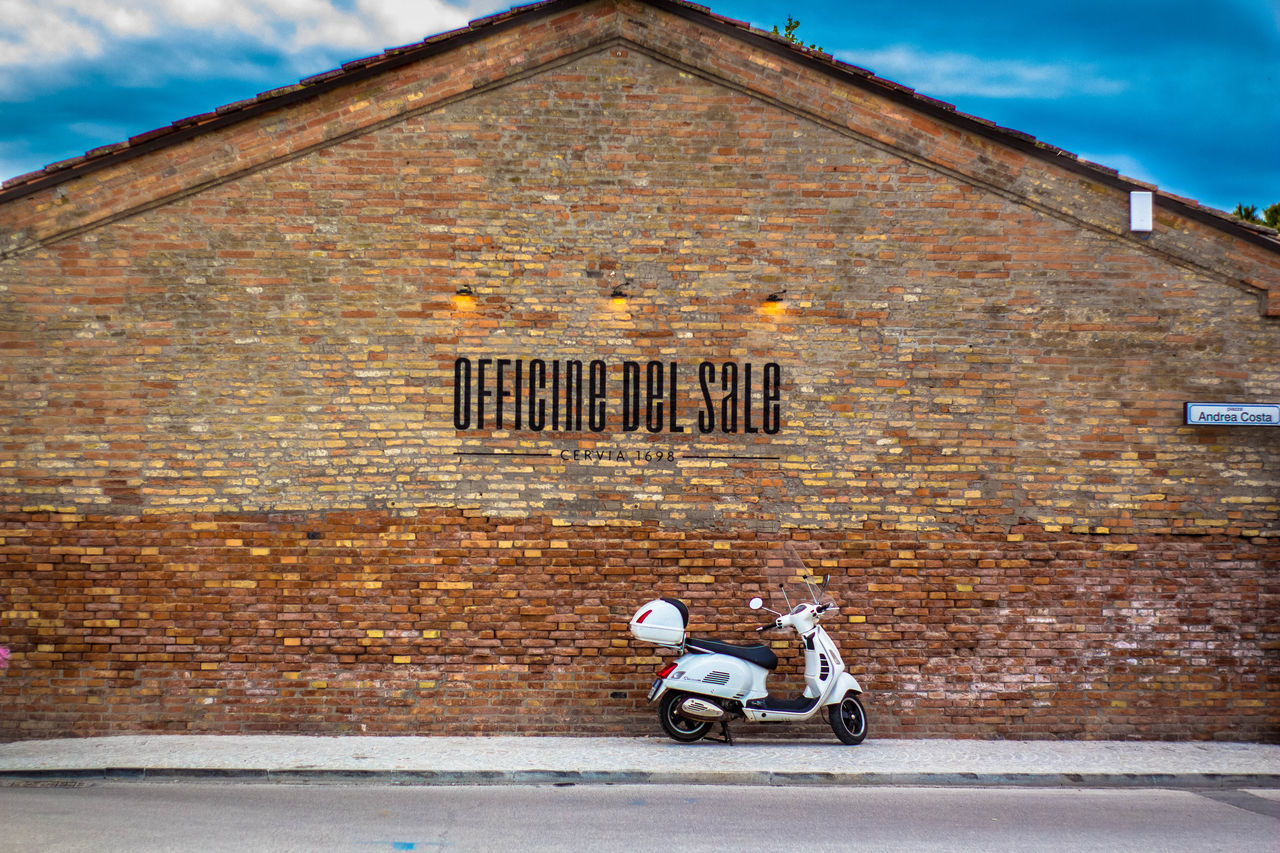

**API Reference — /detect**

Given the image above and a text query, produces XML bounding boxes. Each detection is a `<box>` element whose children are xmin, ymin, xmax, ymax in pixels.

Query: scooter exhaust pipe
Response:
<box><xmin>676</xmin><ymin>696</ymin><xmax>728</xmax><ymax>721</ymax></box>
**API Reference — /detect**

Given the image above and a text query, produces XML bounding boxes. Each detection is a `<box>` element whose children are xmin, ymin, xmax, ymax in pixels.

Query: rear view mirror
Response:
<box><xmin>748</xmin><ymin>597</ymin><xmax>764</xmax><ymax>610</ymax></box>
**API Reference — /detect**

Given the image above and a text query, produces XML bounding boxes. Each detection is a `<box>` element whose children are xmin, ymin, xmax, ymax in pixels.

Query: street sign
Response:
<box><xmin>1184</xmin><ymin>402</ymin><xmax>1280</xmax><ymax>427</ymax></box>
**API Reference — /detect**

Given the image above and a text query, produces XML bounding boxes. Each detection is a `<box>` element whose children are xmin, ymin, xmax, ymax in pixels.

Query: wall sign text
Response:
<box><xmin>453</xmin><ymin>358</ymin><xmax>782</xmax><ymax>434</ymax></box>
<box><xmin>1184</xmin><ymin>402</ymin><xmax>1279</xmax><ymax>427</ymax></box>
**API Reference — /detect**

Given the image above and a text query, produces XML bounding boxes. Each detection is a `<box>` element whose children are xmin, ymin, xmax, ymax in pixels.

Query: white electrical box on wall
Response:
<box><xmin>1130</xmin><ymin>191</ymin><xmax>1153</xmax><ymax>231</ymax></box>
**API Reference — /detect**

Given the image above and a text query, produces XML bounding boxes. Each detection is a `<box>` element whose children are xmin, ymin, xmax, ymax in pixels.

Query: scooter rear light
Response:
<box><xmin>656</xmin><ymin>662</ymin><xmax>677</xmax><ymax>678</ymax></box>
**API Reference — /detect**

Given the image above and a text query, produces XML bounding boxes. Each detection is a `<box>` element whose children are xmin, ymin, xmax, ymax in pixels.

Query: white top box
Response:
<box><xmin>629</xmin><ymin>598</ymin><xmax>688</xmax><ymax>647</ymax></box>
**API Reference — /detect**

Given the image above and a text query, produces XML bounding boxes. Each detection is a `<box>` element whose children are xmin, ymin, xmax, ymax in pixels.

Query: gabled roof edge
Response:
<box><xmin>0</xmin><ymin>0</ymin><xmax>580</xmax><ymax>203</ymax></box>
<box><xmin>643</xmin><ymin>0</ymin><xmax>1280</xmax><ymax>257</ymax></box>
<box><xmin>1</xmin><ymin>0</ymin><xmax>1277</xmax><ymax>257</ymax></box>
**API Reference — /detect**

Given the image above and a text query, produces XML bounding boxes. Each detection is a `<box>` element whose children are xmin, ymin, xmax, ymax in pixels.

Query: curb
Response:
<box><xmin>2</xmin><ymin>768</ymin><xmax>1277</xmax><ymax>789</ymax></box>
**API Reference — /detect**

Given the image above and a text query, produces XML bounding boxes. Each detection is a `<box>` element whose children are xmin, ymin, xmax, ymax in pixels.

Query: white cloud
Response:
<box><xmin>277</xmin><ymin>0</ymin><xmax>460</xmax><ymax>54</ymax></box>
<box><xmin>161</xmin><ymin>0</ymin><xmax>267</xmax><ymax>32</ymax></box>
<box><xmin>353</xmin><ymin>0</ymin><xmax>478</xmax><ymax>49</ymax></box>
<box><xmin>838</xmin><ymin>44</ymin><xmax>1127</xmax><ymax>99</ymax></box>
<box><xmin>0</xmin><ymin>0</ymin><xmax>107</xmax><ymax>65</ymax></box>
<box><xmin>0</xmin><ymin>0</ymin><xmax>494</xmax><ymax>70</ymax></box>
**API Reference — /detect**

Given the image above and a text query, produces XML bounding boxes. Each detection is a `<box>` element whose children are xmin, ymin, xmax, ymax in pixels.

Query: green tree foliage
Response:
<box><xmin>1232</xmin><ymin>202</ymin><xmax>1280</xmax><ymax>230</ymax></box>
<box><xmin>772</xmin><ymin>16</ymin><xmax>822</xmax><ymax>51</ymax></box>
<box><xmin>1233</xmin><ymin>203</ymin><xmax>1261</xmax><ymax>222</ymax></box>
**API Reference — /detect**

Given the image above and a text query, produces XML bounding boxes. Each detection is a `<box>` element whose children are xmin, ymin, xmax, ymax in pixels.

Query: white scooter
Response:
<box><xmin>629</xmin><ymin>575</ymin><xmax>867</xmax><ymax>745</ymax></box>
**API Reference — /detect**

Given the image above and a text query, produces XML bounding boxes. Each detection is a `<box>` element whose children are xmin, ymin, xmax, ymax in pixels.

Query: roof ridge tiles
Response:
<box><xmin>473</xmin><ymin>0</ymin><xmax>560</xmax><ymax>28</ymax></box>
<box><xmin>84</xmin><ymin>141</ymin><xmax>129</xmax><ymax>159</ymax></box>
<box><xmin>41</xmin><ymin>154</ymin><xmax>87</xmax><ymax>173</ymax></box>
<box><xmin>214</xmin><ymin>97</ymin><xmax>259</xmax><ymax>116</ymax></box>
<box><xmin>256</xmin><ymin>84</ymin><xmax>306</xmax><ymax>102</ymax></box>
<box><xmin>126</xmin><ymin>126</ymin><xmax>172</xmax><ymax>146</ymax></box>
<box><xmin>300</xmin><ymin>68</ymin><xmax>346</xmax><ymax>86</ymax></box>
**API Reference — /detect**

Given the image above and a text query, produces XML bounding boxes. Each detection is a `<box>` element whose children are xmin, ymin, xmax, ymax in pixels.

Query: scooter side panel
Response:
<box><xmin>658</xmin><ymin>652</ymin><xmax>768</xmax><ymax>703</ymax></box>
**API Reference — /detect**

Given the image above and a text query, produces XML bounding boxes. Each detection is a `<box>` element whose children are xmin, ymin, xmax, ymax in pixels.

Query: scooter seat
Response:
<box><xmin>686</xmin><ymin>636</ymin><xmax>779</xmax><ymax>671</ymax></box>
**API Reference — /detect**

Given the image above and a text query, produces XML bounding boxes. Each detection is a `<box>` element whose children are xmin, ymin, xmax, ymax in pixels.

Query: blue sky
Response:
<box><xmin>1</xmin><ymin>0</ymin><xmax>1277</xmax><ymax>214</ymax></box>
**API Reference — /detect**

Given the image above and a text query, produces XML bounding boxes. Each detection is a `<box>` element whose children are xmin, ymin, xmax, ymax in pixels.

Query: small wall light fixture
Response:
<box><xmin>610</xmin><ymin>278</ymin><xmax>632</xmax><ymax>309</ymax></box>
<box><xmin>452</xmin><ymin>283</ymin><xmax>476</xmax><ymax>309</ymax></box>
<box><xmin>760</xmin><ymin>289</ymin><xmax>786</xmax><ymax>316</ymax></box>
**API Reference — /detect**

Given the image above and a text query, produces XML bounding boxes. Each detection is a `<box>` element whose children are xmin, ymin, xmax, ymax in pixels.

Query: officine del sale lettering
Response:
<box><xmin>453</xmin><ymin>357</ymin><xmax>782</xmax><ymax>435</ymax></box>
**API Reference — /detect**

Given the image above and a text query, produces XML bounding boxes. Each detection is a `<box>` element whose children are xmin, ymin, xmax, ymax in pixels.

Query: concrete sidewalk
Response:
<box><xmin>1</xmin><ymin>735</ymin><xmax>1276</xmax><ymax>788</ymax></box>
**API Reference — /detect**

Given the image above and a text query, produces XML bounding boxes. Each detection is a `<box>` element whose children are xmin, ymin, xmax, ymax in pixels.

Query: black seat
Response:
<box><xmin>686</xmin><ymin>636</ymin><xmax>779</xmax><ymax>671</ymax></box>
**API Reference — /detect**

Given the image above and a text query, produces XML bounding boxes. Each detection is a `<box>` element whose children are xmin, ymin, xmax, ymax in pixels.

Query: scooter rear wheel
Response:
<box><xmin>829</xmin><ymin>693</ymin><xmax>868</xmax><ymax>744</ymax></box>
<box><xmin>658</xmin><ymin>691</ymin><xmax>714</xmax><ymax>742</ymax></box>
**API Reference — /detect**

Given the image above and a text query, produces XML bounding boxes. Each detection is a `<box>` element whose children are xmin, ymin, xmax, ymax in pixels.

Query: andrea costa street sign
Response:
<box><xmin>1184</xmin><ymin>402</ymin><xmax>1280</xmax><ymax>427</ymax></box>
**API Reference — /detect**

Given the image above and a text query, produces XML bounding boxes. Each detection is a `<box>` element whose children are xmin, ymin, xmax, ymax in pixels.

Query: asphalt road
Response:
<box><xmin>2</xmin><ymin>782</ymin><xmax>1277</xmax><ymax>852</ymax></box>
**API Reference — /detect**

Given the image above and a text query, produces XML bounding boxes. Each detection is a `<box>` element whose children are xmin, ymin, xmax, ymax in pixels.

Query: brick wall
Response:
<box><xmin>1</xmin><ymin>0</ymin><xmax>1277</xmax><ymax>740</ymax></box>
<box><xmin>1</xmin><ymin>511</ymin><xmax>1275</xmax><ymax>740</ymax></box>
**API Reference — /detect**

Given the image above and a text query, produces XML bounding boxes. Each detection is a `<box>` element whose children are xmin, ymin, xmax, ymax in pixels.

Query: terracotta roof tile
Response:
<box><xmin>300</xmin><ymin>68</ymin><xmax>345</xmax><ymax>86</ymax></box>
<box><xmin>84</xmin><ymin>141</ymin><xmax>128</xmax><ymax>159</ymax></box>
<box><xmin>214</xmin><ymin>97</ymin><xmax>257</xmax><ymax>116</ymax></box>
<box><xmin>42</xmin><ymin>154</ymin><xmax>87</xmax><ymax>173</ymax></box>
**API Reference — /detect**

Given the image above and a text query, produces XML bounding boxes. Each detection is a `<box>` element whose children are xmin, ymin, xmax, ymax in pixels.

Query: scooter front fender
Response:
<box><xmin>822</xmin><ymin>672</ymin><xmax>862</xmax><ymax>704</ymax></box>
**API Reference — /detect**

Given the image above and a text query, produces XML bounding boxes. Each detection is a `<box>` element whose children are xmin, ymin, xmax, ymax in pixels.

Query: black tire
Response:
<box><xmin>829</xmin><ymin>693</ymin><xmax>867</xmax><ymax>744</ymax></box>
<box><xmin>658</xmin><ymin>691</ymin><xmax>714</xmax><ymax>743</ymax></box>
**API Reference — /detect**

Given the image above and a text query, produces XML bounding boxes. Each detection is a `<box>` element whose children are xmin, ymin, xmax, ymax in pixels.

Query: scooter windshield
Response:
<box><xmin>761</xmin><ymin>543</ymin><xmax>834</xmax><ymax>609</ymax></box>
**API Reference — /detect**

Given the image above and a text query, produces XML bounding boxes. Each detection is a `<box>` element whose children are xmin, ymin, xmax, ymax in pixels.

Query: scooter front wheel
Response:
<box><xmin>829</xmin><ymin>693</ymin><xmax>868</xmax><ymax>744</ymax></box>
<box><xmin>658</xmin><ymin>691</ymin><xmax>714</xmax><ymax>743</ymax></box>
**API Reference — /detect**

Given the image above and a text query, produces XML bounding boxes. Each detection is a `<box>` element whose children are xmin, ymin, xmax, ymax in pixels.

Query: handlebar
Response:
<box><xmin>753</xmin><ymin>601</ymin><xmax>839</xmax><ymax>633</ymax></box>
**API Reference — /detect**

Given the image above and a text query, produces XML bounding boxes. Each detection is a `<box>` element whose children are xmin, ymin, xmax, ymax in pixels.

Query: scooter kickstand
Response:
<box><xmin>718</xmin><ymin>721</ymin><xmax>734</xmax><ymax>746</ymax></box>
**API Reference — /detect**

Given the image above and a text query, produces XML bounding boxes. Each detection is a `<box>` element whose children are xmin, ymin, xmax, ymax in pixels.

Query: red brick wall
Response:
<box><xmin>1</xmin><ymin>511</ymin><xmax>1275</xmax><ymax>740</ymax></box>
<box><xmin>4</xmin><ymin>43</ymin><xmax>1277</xmax><ymax>532</ymax></box>
<box><xmin>1</xmin><ymin>0</ymin><xmax>1277</xmax><ymax>740</ymax></box>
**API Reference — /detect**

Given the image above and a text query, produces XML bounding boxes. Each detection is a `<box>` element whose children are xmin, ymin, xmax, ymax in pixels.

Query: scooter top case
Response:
<box><xmin>629</xmin><ymin>598</ymin><xmax>688</xmax><ymax>648</ymax></box>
